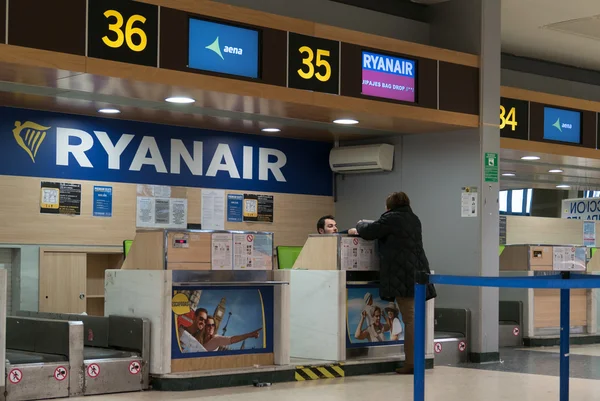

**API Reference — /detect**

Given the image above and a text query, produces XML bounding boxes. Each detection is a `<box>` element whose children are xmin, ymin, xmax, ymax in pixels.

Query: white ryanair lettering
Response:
<box><xmin>54</xmin><ymin>128</ymin><xmax>288</xmax><ymax>181</ymax></box>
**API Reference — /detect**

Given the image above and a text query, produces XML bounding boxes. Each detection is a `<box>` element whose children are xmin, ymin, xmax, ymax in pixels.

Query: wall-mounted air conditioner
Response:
<box><xmin>329</xmin><ymin>144</ymin><xmax>394</xmax><ymax>174</ymax></box>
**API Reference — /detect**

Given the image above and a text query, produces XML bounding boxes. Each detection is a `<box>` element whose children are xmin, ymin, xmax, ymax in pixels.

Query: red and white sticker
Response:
<box><xmin>129</xmin><ymin>361</ymin><xmax>141</xmax><ymax>375</ymax></box>
<box><xmin>54</xmin><ymin>366</ymin><xmax>68</xmax><ymax>381</ymax></box>
<box><xmin>513</xmin><ymin>327</ymin><xmax>520</xmax><ymax>336</ymax></box>
<box><xmin>9</xmin><ymin>369</ymin><xmax>22</xmax><ymax>384</ymax></box>
<box><xmin>458</xmin><ymin>341</ymin><xmax>467</xmax><ymax>352</ymax></box>
<box><xmin>87</xmin><ymin>363</ymin><xmax>100</xmax><ymax>378</ymax></box>
<box><xmin>246</xmin><ymin>234</ymin><xmax>254</xmax><ymax>242</ymax></box>
<box><xmin>353</xmin><ymin>238</ymin><xmax>359</xmax><ymax>245</ymax></box>
<box><xmin>434</xmin><ymin>342</ymin><xmax>443</xmax><ymax>353</ymax></box>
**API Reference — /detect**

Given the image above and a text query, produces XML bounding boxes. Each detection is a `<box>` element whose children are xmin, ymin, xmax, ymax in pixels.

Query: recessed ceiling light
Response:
<box><xmin>521</xmin><ymin>156</ymin><xmax>540</xmax><ymax>161</ymax></box>
<box><xmin>502</xmin><ymin>173</ymin><xmax>516</xmax><ymax>177</ymax></box>
<box><xmin>98</xmin><ymin>108</ymin><xmax>120</xmax><ymax>114</ymax></box>
<box><xmin>261</xmin><ymin>128</ymin><xmax>281</xmax><ymax>133</ymax></box>
<box><xmin>556</xmin><ymin>185</ymin><xmax>571</xmax><ymax>189</ymax></box>
<box><xmin>165</xmin><ymin>96</ymin><xmax>195</xmax><ymax>104</ymax></box>
<box><xmin>549</xmin><ymin>169</ymin><xmax>564</xmax><ymax>173</ymax></box>
<box><xmin>333</xmin><ymin>119</ymin><xmax>359</xmax><ymax>125</ymax></box>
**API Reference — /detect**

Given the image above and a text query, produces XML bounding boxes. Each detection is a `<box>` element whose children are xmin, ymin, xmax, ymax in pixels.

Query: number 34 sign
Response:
<box><xmin>288</xmin><ymin>33</ymin><xmax>340</xmax><ymax>95</ymax></box>
<box><xmin>499</xmin><ymin>97</ymin><xmax>529</xmax><ymax>139</ymax></box>
<box><xmin>87</xmin><ymin>0</ymin><xmax>159</xmax><ymax>67</ymax></box>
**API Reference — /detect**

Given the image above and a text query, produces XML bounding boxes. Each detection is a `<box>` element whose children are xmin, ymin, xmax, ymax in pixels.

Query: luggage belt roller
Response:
<box><xmin>433</xmin><ymin>308</ymin><xmax>471</xmax><ymax>366</ymax></box>
<box><xmin>16</xmin><ymin>311</ymin><xmax>150</xmax><ymax>396</ymax></box>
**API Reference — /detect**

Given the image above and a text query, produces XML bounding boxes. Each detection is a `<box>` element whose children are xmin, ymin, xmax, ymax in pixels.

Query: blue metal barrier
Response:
<box><xmin>414</xmin><ymin>272</ymin><xmax>600</xmax><ymax>401</ymax></box>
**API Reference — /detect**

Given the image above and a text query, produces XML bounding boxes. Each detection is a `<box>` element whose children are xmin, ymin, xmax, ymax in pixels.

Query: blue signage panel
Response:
<box><xmin>543</xmin><ymin>107</ymin><xmax>581</xmax><ymax>144</ymax></box>
<box><xmin>93</xmin><ymin>186</ymin><xmax>113</xmax><ymax>217</ymax></box>
<box><xmin>188</xmin><ymin>18</ymin><xmax>260</xmax><ymax>79</ymax></box>
<box><xmin>227</xmin><ymin>194</ymin><xmax>243</xmax><ymax>222</ymax></box>
<box><xmin>361</xmin><ymin>51</ymin><xmax>416</xmax><ymax>103</ymax></box>
<box><xmin>1</xmin><ymin>107</ymin><xmax>333</xmax><ymax>196</ymax></box>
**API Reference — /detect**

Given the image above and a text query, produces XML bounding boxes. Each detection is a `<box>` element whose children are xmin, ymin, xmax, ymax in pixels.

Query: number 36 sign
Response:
<box><xmin>288</xmin><ymin>33</ymin><xmax>340</xmax><ymax>95</ymax></box>
<box><xmin>87</xmin><ymin>0</ymin><xmax>159</xmax><ymax>67</ymax></box>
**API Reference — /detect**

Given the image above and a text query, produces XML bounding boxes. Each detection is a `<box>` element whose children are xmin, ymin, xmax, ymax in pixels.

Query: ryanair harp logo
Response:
<box><xmin>13</xmin><ymin>121</ymin><xmax>50</xmax><ymax>163</ymax></box>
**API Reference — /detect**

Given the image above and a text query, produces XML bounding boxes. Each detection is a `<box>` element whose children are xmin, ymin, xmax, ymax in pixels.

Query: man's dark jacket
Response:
<box><xmin>356</xmin><ymin>205</ymin><xmax>436</xmax><ymax>301</ymax></box>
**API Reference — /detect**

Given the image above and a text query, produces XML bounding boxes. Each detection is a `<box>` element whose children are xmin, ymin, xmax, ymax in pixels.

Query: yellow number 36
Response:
<box><xmin>499</xmin><ymin>105</ymin><xmax>517</xmax><ymax>131</ymax></box>
<box><xmin>102</xmin><ymin>10</ymin><xmax>148</xmax><ymax>52</ymax></box>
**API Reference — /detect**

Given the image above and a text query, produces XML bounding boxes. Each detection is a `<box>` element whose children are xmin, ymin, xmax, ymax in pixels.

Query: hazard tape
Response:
<box><xmin>294</xmin><ymin>364</ymin><xmax>344</xmax><ymax>381</ymax></box>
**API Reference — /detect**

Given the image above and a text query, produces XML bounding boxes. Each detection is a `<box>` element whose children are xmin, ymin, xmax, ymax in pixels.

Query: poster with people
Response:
<box><xmin>346</xmin><ymin>285</ymin><xmax>405</xmax><ymax>348</ymax></box>
<box><xmin>171</xmin><ymin>286</ymin><xmax>274</xmax><ymax>358</ymax></box>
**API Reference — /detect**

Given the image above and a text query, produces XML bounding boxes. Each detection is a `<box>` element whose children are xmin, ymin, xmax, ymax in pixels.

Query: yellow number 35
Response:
<box><xmin>499</xmin><ymin>105</ymin><xmax>517</xmax><ymax>131</ymax></box>
<box><xmin>102</xmin><ymin>10</ymin><xmax>148</xmax><ymax>52</ymax></box>
<box><xmin>297</xmin><ymin>46</ymin><xmax>332</xmax><ymax>82</ymax></box>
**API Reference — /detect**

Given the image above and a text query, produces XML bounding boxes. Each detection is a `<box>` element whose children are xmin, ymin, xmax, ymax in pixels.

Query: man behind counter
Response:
<box><xmin>317</xmin><ymin>215</ymin><xmax>358</xmax><ymax>235</ymax></box>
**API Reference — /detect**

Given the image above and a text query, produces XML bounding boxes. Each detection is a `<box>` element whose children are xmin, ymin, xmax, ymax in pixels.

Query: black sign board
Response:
<box><xmin>288</xmin><ymin>33</ymin><xmax>340</xmax><ymax>95</ymax></box>
<box><xmin>40</xmin><ymin>182</ymin><xmax>81</xmax><ymax>215</ymax></box>
<box><xmin>87</xmin><ymin>0</ymin><xmax>159</xmax><ymax>67</ymax></box>
<box><xmin>500</xmin><ymin>97</ymin><xmax>529</xmax><ymax>140</ymax></box>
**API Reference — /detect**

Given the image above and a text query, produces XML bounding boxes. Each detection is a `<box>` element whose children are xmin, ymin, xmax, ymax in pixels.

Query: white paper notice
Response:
<box><xmin>461</xmin><ymin>187</ymin><xmax>478</xmax><ymax>217</ymax></box>
<box><xmin>553</xmin><ymin>246</ymin><xmax>586</xmax><ymax>271</ymax></box>
<box><xmin>136</xmin><ymin>197</ymin><xmax>187</xmax><ymax>228</ymax></box>
<box><xmin>171</xmin><ymin>199</ymin><xmax>188</xmax><ymax>227</ymax></box>
<box><xmin>201</xmin><ymin>189</ymin><xmax>225</xmax><ymax>230</ymax></box>
<box><xmin>153</xmin><ymin>185</ymin><xmax>172</xmax><ymax>198</ymax></box>
<box><xmin>341</xmin><ymin>237</ymin><xmax>359</xmax><ymax>271</ymax></box>
<box><xmin>340</xmin><ymin>237</ymin><xmax>377</xmax><ymax>271</ymax></box>
<box><xmin>136</xmin><ymin>197</ymin><xmax>154</xmax><ymax>227</ymax></box>
<box><xmin>234</xmin><ymin>234</ymin><xmax>253</xmax><ymax>270</ymax></box>
<box><xmin>211</xmin><ymin>233</ymin><xmax>233</xmax><ymax>270</ymax></box>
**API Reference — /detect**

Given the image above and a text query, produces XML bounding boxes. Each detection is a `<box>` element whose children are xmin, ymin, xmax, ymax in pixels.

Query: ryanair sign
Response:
<box><xmin>0</xmin><ymin>108</ymin><xmax>333</xmax><ymax>196</ymax></box>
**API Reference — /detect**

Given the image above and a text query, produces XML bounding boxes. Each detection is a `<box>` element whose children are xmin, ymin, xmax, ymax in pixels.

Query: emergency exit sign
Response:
<box><xmin>484</xmin><ymin>152</ymin><xmax>498</xmax><ymax>183</ymax></box>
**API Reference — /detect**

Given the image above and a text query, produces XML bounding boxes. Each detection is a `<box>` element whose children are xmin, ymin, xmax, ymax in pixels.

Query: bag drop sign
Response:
<box><xmin>562</xmin><ymin>198</ymin><xmax>600</xmax><ymax>220</ymax></box>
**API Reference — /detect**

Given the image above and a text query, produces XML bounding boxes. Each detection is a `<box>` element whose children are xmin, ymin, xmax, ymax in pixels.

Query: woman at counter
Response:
<box><xmin>356</xmin><ymin>191</ymin><xmax>436</xmax><ymax>375</ymax></box>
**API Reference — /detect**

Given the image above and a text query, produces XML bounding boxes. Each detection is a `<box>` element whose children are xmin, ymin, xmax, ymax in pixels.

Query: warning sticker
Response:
<box><xmin>513</xmin><ymin>327</ymin><xmax>520</xmax><ymax>336</ymax></box>
<box><xmin>87</xmin><ymin>363</ymin><xmax>100</xmax><ymax>378</ymax></box>
<box><xmin>54</xmin><ymin>366</ymin><xmax>68</xmax><ymax>381</ymax></box>
<box><xmin>458</xmin><ymin>341</ymin><xmax>466</xmax><ymax>352</ymax></box>
<box><xmin>434</xmin><ymin>342</ymin><xmax>442</xmax><ymax>354</ymax></box>
<box><xmin>9</xmin><ymin>369</ymin><xmax>22</xmax><ymax>384</ymax></box>
<box><xmin>129</xmin><ymin>361</ymin><xmax>141</xmax><ymax>375</ymax></box>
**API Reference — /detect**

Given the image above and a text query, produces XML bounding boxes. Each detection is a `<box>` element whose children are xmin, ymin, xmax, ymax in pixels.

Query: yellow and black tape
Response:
<box><xmin>295</xmin><ymin>364</ymin><xmax>345</xmax><ymax>381</ymax></box>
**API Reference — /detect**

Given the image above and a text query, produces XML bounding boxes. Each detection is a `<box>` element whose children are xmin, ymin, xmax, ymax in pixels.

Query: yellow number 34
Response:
<box><xmin>297</xmin><ymin>46</ymin><xmax>332</xmax><ymax>82</ymax></box>
<box><xmin>499</xmin><ymin>105</ymin><xmax>517</xmax><ymax>131</ymax></box>
<box><xmin>102</xmin><ymin>10</ymin><xmax>148</xmax><ymax>52</ymax></box>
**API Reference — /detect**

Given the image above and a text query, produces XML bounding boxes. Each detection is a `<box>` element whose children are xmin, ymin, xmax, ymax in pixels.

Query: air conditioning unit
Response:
<box><xmin>329</xmin><ymin>144</ymin><xmax>394</xmax><ymax>174</ymax></box>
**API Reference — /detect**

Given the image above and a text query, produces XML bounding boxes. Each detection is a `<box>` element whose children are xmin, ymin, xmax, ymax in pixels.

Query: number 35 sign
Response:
<box><xmin>288</xmin><ymin>33</ymin><xmax>340</xmax><ymax>95</ymax></box>
<box><xmin>87</xmin><ymin>0</ymin><xmax>159</xmax><ymax>67</ymax></box>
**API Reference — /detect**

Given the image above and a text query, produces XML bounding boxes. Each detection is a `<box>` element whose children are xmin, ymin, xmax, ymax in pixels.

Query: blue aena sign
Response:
<box><xmin>543</xmin><ymin>107</ymin><xmax>581</xmax><ymax>144</ymax></box>
<box><xmin>1</xmin><ymin>107</ymin><xmax>333</xmax><ymax>196</ymax></box>
<box><xmin>188</xmin><ymin>18</ymin><xmax>260</xmax><ymax>79</ymax></box>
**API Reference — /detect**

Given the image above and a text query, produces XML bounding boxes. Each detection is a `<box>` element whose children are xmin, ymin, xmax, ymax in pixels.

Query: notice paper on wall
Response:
<box><xmin>136</xmin><ymin>197</ymin><xmax>187</xmax><ymax>228</ymax></box>
<box><xmin>201</xmin><ymin>189</ymin><xmax>225</xmax><ymax>230</ymax></box>
<box><xmin>227</xmin><ymin>194</ymin><xmax>244</xmax><ymax>222</ymax></box>
<box><xmin>461</xmin><ymin>187</ymin><xmax>478</xmax><ymax>217</ymax></box>
<box><xmin>211</xmin><ymin>233</ymin><xmax>233</xmax><ymax>270</ymax></box>
<box><xmin>40</xmin><ymin>181</ymin><xmax>82</xmax><ymax>215</ymax></box>
<box><xmin>233</xmin><ymin>233</ymin><xmax>273</xmax><ymax>270</ymax></box>
<box><xmin>584</xmin><ymin>221</ymin><xmax>596</xmax><ymax>247</ymax></box>
<box><xmin>243</xmin><ymin>194</ymin><xmax>274</xmax><ymax>223</ymax></box>
<box><xmin>93</xmin><ymin>186</ymin><xmax>113</xmax><ymax>217</ymax></box>
<box><xmin>340</xmin><ymin>237</ymin><xmax>377</xmax><ymax>271</ymax></box>
<box><xmin>553</xmin><ymin>246</ymin><xmax>586</xmax><ymax>271</ymax></box>
<box><xmin>137</xmin><ymin>184</ymin><xmax>171</xmax><ymax>198</ymax></box>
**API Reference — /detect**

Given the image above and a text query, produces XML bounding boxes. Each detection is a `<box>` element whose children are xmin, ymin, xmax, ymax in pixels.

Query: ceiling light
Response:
<box><xmin>261</xmin><ymin>128</ymin><xmax>281</xmax><ymax>133</ymax></box>
<box><xmin>165</xmin><ymin>96</ymin><xmax>195</xmax><ymax>104</ymax></box>
<box><xmin>98</xmin><ymin>108</ymin><xmax>120</xmax><ymax>114</ymax></box>
<box><xmin>556</xmin><ymin>185</ymin><xmax>571</xmax><ymax>189</ymax></box>
<box><xmin>548</xmin><ymin>169</ymin><xmax>564</xmax><ymax>173</ymax></box>
<box><xmin>333</xmin><ymin>119</ymin><xmax>359</xmax><ymax>125</ymax></box>
<box><xmin>502</xmin><ymin>173</ymin><xmax>516</xmax><ymax>177</ymax></box>
<box><xmin>521</xmin><ymin>156</ymin><xmax>540</xmax><ymax>161</ymax></box>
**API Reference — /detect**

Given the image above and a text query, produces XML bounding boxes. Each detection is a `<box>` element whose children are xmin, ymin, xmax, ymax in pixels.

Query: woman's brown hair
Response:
<box><xmin>386</xmin><ymin>192</ymin><xmax>411</xmax><ymax>210</ymax></box>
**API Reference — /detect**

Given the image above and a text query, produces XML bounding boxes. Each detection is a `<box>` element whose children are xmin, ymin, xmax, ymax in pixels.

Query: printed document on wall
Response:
<box><xmin>136</xmin><ymin>197</ymin><xmax>187</xmax><ymax>229</ymax></box>
<box><xmin>201</xmin><ymin>189</ymin><xmax>225</xmax><ymax>230</ymax></box>
<box><xmin>211</xmin><ymin>233</ymin><xmax>233</xmax><ymax>270</ymax></box>
<box><xmin>461</xmin><ymin>187</ymin><xmax>478</xmax><ymax>217</ymax></box>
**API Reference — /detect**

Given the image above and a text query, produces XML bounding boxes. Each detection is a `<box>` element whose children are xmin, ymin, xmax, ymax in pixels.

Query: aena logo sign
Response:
<box><xmin>13</xmin><ymin>123</ymin><xmax>288</xmax><ymax>182</ymax></box>
<box><xmin>205</xmin><ymin>36</ymin><xmax>244</xmax><ymax>60</ymax></box>
<box><xmin>552</xmin><ymin>118</ymin><xmax>573</xmax><ymax>132</ymax></box>
<box><xmin>13</xmin><ymin>121</ymin><xmax>51</xmax><ymax>163</ymax></box>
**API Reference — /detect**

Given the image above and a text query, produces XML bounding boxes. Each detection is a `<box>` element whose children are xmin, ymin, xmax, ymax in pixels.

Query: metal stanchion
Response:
<box><xmin>413</xmin><ymin>273</ymin><xmax>427</xmax><ymax>401</ymax></box>
<box><xmin>560</xmin><ymin>272</ymin><xmax>570</xmax><ymax>401</ymax></box>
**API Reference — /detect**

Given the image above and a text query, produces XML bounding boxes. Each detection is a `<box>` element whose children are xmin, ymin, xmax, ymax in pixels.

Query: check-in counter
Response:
<box><xmin>287</xmin><ymin>234</ymin><xmax>435</xmax><ymax>362</ymax></box>
<box><xmin>108</xmin><ymin>229</ymin><xmax>289</xmax><ymax>375</ymax></box>
<box><xmin>500</xmin><ymin>244</ymin><xmax>596</xmax><ymax>338</ymax></box>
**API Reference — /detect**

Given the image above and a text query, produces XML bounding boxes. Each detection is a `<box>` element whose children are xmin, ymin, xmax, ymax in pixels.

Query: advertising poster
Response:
<box><xmin>227</xmin><ymin>194</ymin><xmax>244</xmax><ymax>222</ymax></box>
<box><xmin>40</xmin><ymin>181</ymin><xmax>81</xmax><ymax>215</ymax></box>
<box><xmin>93</xmin><ymin>186</ymin><xmax>113</xmax><ymax>217</ymax></box>
<box><xmin>233</xmin><ymin>233</ymin><xmax>273</xmax><ymax>270</ymax></box>
<box><xmin>171</xmin><ymin>286</ymin><xmax>274</xmax><ymax>358</ymax></box>
<box><xmin>584</xmin><ymin>221</ymin><xmax>596</xmax><ymax>247</ymax></box>
<box><xmin>346</xmin><ymin>285</ymin><xmax>405</xmax><ymax>348</ymax></box>
<box><xmin>243</xmin><ymin>194</ymin><xmax>274</xmax><ymax>223</ymax></box>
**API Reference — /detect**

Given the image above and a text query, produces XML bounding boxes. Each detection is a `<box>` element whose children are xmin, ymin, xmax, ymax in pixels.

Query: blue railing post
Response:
<box><xmin>560</xmin><ymin>272</ymin><xmax>571</xmax><ymax>401</ymax></box>
<box><xmin>413</xmin><ymin>272</ymin><xmax>427</xmax><ymax>401</ymax></box>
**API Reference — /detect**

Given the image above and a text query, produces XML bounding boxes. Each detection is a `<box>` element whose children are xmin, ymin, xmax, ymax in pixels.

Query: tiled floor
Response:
<box><xmin>66</xmin><ymin>346</ymin><xmax>600</xmax><ymax>401</ymax></box>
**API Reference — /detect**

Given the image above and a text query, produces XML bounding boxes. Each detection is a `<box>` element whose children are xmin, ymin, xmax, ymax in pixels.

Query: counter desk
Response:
<box><xmin>285</xmin><ymin>234</ymin><xmax>435</xmax><ymax>363</ymax></box>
